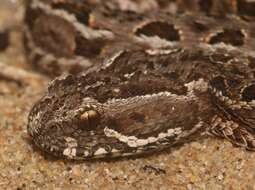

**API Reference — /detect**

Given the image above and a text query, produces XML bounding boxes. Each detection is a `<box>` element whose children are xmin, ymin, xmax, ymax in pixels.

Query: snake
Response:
<box><xmin>25</xmin><ymin>0</ymin><xmax>255</xmax><ymax>159</ymax></box>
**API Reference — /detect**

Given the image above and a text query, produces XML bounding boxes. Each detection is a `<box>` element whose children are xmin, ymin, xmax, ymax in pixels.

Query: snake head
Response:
<box><xmin>27</xmin><ymin>72</ymin><xmax>213</xmax><ymax>160</ymax></box>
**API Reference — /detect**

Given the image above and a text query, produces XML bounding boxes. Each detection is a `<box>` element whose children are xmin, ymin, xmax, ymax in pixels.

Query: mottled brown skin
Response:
<box><xmin>24</xmin><ymin>0</ymin><xmax>255</xmax><ymax>76</ymax></box>
<box><xmin>25</xmin><ymin>0</ymin><xmax>255</xmax><ymax>159</ymax></box>
<box><xmin>27</xmin><ymin>48</ymin><xmax>255</xmax><ymax>159</ymax></box>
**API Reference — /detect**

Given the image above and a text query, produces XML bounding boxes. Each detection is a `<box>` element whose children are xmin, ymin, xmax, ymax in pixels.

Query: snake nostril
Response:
<box><xmin>242</xmin><ymin>84</ymin><xmax>255</xmax><ymax>102</ymax></box>
<box><xmin>134</xmin><ymin>21</ymin><xmax>180</xmax><ymax>42</ymax></box>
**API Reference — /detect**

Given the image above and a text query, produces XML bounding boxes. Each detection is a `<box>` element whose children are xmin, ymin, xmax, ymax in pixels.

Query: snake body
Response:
<box><xmin>25</xmin><ymin>0</ymin><xmax>255</xmax><ymax>159</ymax></box>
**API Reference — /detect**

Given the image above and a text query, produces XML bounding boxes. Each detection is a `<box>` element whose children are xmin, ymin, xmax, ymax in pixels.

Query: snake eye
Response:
<box><xmin>242</xmin><ymin>84</ymin><xmax>255</xmax><ymax>102</ymax></box>
<box><xmin>79</xmin><ymin>110</ymin><xmax>100</xmax><ymax>130</ymax></box>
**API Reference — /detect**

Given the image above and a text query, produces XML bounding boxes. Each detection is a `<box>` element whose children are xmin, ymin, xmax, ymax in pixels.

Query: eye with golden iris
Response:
<box><xmin>79</xmin><ymin>110</ymin><xmax>100</xmax><ymax>129</ymax></box>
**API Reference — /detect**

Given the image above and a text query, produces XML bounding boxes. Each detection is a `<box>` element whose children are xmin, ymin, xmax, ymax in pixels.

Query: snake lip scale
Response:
<box><xmin>26</xmin><ymin>0</ymin><xmax>255</xmax><ymax>160</ymax></box>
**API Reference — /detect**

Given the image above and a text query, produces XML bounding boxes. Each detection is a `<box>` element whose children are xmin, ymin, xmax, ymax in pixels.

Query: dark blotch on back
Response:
<box><xmin>0</xmin><ymin>31</ymin><xmax>9</xmax><ymax>51</ymax></box>
<box><xmin>210</xmin><ymin>76</ymin><xmax>228</xmax><ymax>96</ymax></box>
<box><xmin>51</xmin><ymin>2</ymin><xmax>91</xmax><ymax>26</ymax></box>
<box><xmin>242</xmin><ymin>84</ymin><xmax>255</xmax><ymax>102</ymax></box>
<box><xmin>237</xmin><ymin>0</ymin><xmax>255</xmax><ymax>17</ymax></box>
<box><xmin>208</xmin><ymin>28</ymin><xmax>245</xmax><ymax>46</ymax></box>
<box><xmin>135</xmin><ymin>21</ymin><xmax>180</xmax><ymax>41</ymax></box>
<box><xmin>32</xmin><ymin>14</ymin><xmax>76</xmax><ymax>57</ymax></box>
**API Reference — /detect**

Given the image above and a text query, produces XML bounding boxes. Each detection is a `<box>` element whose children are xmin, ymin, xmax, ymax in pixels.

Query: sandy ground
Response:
<box><xmin>1</xmin><ymin>1</ymin><xmax>255</xmax><ymax>190</ymax></box>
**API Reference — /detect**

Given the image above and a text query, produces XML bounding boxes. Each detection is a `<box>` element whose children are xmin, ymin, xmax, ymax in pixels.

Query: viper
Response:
<box><xmin>25</xmin><ymin>0</ymin><xmax>255</xmax><ymax>159</ymax></box>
